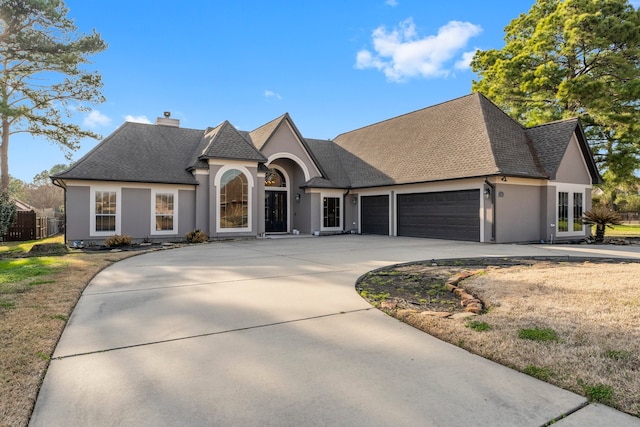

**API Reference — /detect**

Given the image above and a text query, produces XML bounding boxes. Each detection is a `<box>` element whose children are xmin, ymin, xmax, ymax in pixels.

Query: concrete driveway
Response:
<box><xmin>30</xmin><ymin>236</ymin><xmax>640</xmax><ymax>426</ymax></box>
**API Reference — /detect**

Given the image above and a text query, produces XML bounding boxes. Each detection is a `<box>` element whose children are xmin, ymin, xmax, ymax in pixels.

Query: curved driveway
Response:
<box><xmin>30</xmin><ymin>236</ymin><xmax>640</xmax><ymax>426</ymax></box>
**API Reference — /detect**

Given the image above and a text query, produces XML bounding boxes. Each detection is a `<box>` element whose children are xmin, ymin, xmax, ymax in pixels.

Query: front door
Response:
<box><xmin>265</xmin><ymin>191</ymin><xmax>287</xmax><ymax>232</ymax></box>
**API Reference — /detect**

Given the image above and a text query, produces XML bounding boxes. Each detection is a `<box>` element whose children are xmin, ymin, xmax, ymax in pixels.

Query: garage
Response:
<box><xmin>361</xmin><ymin>195</ymin><xmax>389</xmax><ymax>235</ymax></box>
<box><xmin>397</xmin><ymin>190</ymin><xmax>480</xmax><ymax>241</ymax></box>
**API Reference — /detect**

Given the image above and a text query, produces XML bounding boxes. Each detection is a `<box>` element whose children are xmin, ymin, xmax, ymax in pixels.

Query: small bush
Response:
<box><xmin>523</xmin><ymin>365</ymin><xmax>553</xmax><ymax>381</ymax></box>
<box><xmin>467</xmin><ymin>320</ymin><xmax>492</xmax><ymax>332</ymax></box>
<box><xmin>186</xmin><ymin>229</ymin><xmax>208</xmax><ymax>243</ymax></box>
<box><xmin>104</xmin><ymin>234</ymin><xmax>132</xmax><ymax>247</ymax></box>
<box><xmin>518</xmin><ymin>327</ymin><xmax>559</xmax><ymax>342</ymax></box>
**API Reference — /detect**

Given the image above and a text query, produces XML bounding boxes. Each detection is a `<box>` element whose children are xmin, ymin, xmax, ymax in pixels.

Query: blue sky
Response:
<box><xmin>10</xmin><ymin>0</ymin><xmax>640</xmax><ymax>182</ymax></box>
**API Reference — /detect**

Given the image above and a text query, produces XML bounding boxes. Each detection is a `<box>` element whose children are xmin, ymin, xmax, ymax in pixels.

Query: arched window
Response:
<box><xmin>220</xmin><ymin>169</ymin><xmax>248</xmax><ymax>229</ymax></box>
<box><xmin>265</xmin><ymin>168</ymin><xmax>286</xmax><ymax>187</ymax></box>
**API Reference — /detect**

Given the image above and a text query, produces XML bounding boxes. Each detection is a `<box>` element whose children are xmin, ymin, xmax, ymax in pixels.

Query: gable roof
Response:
<box><xmin>53</xmin><ymin>122</ymin><xmax>203</xmax><ymax>185</ymax></box>
<box><xmin>189</xmin><ymin>120</ymin><xmax>266</xmax><ymax>168</ymax></box>
<box><xmin>330</xmin><ymin>93</ymin><xmax>547</xmax><ymax>188</ymax></box>
<box><xmin>247</xmin><ymin>113</ymin><xmax>327</xmax><ymax>178</ymax></box>
<box><xmin>526</xmin><ymin>118</ymin><xmax>602</xmax><ymax>183</ymax></box>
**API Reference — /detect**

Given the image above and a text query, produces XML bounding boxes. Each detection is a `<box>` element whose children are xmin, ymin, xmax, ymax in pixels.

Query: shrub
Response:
<box><xmin>104</xmin><ymin>234</ymin><xmax>132</xmax><ymax>247</ymax></box>
<box><xmin>186</xmin><ymin>229</ymin><xmax>208</xmax><ymax>243</ymax></box>
<box><xmin>581</xmin><ymin>206</ymin><xmax>622</xmax><ymax>243</ymax></box>
<box><xmin>0</xmin><ymin>192</ymin><xmax>17</xmax><ymax>238</ymax></box>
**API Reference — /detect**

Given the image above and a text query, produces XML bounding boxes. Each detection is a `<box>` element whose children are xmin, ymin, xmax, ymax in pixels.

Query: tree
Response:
<box><xmin>0</xmin><ymin>0</ymin><xmax>107</xmax><ymax>192</ymax></box>
<box><xmin>0</xmin><ymin>190</ymin><xmax>16</xmax><ymax>238</ymax></box>
<box><xmin>8</xmin><ymin>173</ymin><xmax>26</xmax><ymax>199</ymax></box>
<box><xmin>581</xmin><ymin>206</ymin><xmax>622</xmax><ymax>242</ymax></box>
<box><xmin>32</xmin><ymin>162</ymin><xmax>68</xmax><ymax>186</ymax></box>
<box><xmin>471</xmin><ymin>0</ymin><xmax>640</xmax><ymax>187</ymax></box>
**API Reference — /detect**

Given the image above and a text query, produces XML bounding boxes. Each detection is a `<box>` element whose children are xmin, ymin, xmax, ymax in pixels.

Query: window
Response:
<box><xmin>265</xmin><ymin>168</ymin><xmax>286</xmax><ymax>187</ymax></box>
<box><xmin>91</xmin><ymin>187</ymin><xmax>120</xmax><ymax>236</ymax></box>
<box><xmin>95</xmin><ymin>191</ymin><xmax>116</xmax><ymax>232</ymax></box>
<box><xmin>153</xmin><ymin>191</ymin><xmax>176</xmax><ymax>233</ymax></box>
<box><xmin>220</xmin><ymin>169</ymin><xmax>248</xmax><ymax>229</ymax></box>
<box><xmin>323</xmin><ymin>197</ymin><xmax>340</xmax><ymax>228</ymax></box>
<box><xmin>573</xmin><ymin>192</ymin><xmax>583</xmax><ymax>232</ymax></box>
<box><xmin>558</xmin><ymin>192</ymin><xmax>569</xmax><ymax>232</ymax></box>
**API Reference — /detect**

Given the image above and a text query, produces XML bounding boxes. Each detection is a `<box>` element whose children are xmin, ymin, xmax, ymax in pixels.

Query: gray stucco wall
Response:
<box><xmin>310</xmin><ymin>193</ymin><xmax>321</xmax><ymax>234</ymax></box>
<box><xmin>260</xmin><ymin>123</ymin><xmax>320</xmax><ymax>180</ymax></box>
<box><xmin>495</xmin><ymin>184</ymin><xmax>543</xmax><ymax>243</ymax></box>
<box><xmin>178</xmin><ymin>189</ymin><xmax>196</xmax><ymax>236</ymax></box>
<box><xmin>121</xmin><ymin>188</ymin><xmax>151</xmax><ymax>238</ymax></box>
<box><xmin>194</xmin><ymin>173</ymin><xmax>209</xmax><ymax>233</ymax></box>
<box><xmin>344</xmin><ymin>193</ymin><xmax>358</xmax><ymax>233</ymax></box>
<box><xmin>65</xmin><ymin>186</ymin><xmax>90</xmax><ymax>243</ymax></box>
<box><xmin>555</xmin><ymin>136</ymin><xmax>591</xmax><ymax>184</ymax></box>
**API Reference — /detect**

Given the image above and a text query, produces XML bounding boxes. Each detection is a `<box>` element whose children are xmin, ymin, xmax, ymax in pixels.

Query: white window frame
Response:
<box><xmin>90</xmin><ymin>186</ymin><xmax>121</xmax><ymax>237</ymax></box>
<box><xmin>556</xmin><ymin>184</ymin><xmax>586</xmax><ymax>237</ymax></box>
<box><xmin>151</xmin><ymin>188</ymin><xmax>179</xmax><ymax>235</ymax></box>
<box><xmin>320</xmin><ymin>192</ymin><xmax>343</xmax><ymax>232</ymax></box>
<box><xmin>215</xmin><ymin>165</ymin><xmax>253</xmax><ymax>233</ymax></box>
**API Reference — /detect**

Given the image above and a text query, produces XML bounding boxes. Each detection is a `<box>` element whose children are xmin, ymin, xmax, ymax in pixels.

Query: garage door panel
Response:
<box><xmin>361</xmin><ymin>195</ymin><xmax>389</xmax><ymax>235</ymax></box>
<box><xmin>397</xmin><ymin>190</ymin><xmax>480</xmax><ymax>241</ymax></box>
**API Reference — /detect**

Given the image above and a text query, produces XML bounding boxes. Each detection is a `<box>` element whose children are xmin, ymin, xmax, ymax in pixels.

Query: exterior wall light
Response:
<box><xmin>295</xmin><ymin>193</ymin><xmax>301</xmax><ymax>202</ymax></box>
<box><xmin>483</xmin><ymin>188</ymin><xmax>491</xmax><ymax>199</ymax></box>
<box><xmin>352</xmin><ymin>196</ymin><xmax>357</xmax><ymax>204</ymax></box>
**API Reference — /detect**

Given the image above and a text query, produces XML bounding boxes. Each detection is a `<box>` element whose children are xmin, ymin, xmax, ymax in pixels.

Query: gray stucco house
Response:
<box><xmin>52</xmin><ymin>93</ymin><xmax>601</xmax><ymax>244</ymax></box>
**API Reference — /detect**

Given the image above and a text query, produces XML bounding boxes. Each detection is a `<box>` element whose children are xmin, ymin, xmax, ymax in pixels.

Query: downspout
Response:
<box><xmin>484</xmin><ymin>178</ymin><xmax>496</xmax><ymax>242</ymax></box>
<box><xmin>52</xmin><ymin>178</ymin><xmax>67</xmax><ymax>245</ymax></box>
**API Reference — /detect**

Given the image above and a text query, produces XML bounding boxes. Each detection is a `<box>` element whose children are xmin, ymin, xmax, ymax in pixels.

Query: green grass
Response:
<box><xmin>579</xmin><ymin>380</ymin><xmax>614</xmax><ymax>404</ymax></box>
<box><xmin>523</xmin><ymin>365</ymin><xmax>553</xmax><ymax>381</ymax></box>
<box><xmin>603</xmin><ymin>349</ymin><xmax>633</xmax><ymax>361</ymax></box>
<box><xmin>592</xmin><ymin>224</ymin><xmax>640</xmax><ymax>237</ymax></box>
<box><xmin>518</xmin><ymin>327</ymin><xmax>559</xmax><ymax>342</ymax></box>
<box><xmin>467</xmin><ymin>320</ymin><xmax>492</xmax><ymax>332</ymax></box>
<box><xmin>0</xmin><ymin>235</ymin><xmax>64</xmax><ymax>255</ymax></box>
<box><xmin>0</xmin><ymin>257</ymin><xmax>68</xmax><ymax>288</ymax></box>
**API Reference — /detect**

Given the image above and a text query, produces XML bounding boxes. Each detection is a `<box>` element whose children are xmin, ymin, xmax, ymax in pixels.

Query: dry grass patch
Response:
<box><xmin>391</xmin><ymin>261</ymin><xmax>640</xmax><ymax>417</ymax></box>
<box><xmin>0</xmin><ymin>250</ymin><xmax>138</xmax><ymax>427</ymax></box>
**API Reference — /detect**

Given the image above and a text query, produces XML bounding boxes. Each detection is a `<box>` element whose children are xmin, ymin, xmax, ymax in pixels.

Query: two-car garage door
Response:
<box><xmin>361</xmin><ymin>190</ymin><xmax>480</xmax><ymax>241</ymax></box>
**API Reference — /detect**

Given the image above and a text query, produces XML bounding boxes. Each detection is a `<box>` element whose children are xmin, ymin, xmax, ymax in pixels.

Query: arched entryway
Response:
<box><xmin>265</xmin><ymin>167</ymin><xmax>288</xmax><ymax>232</ymax></box>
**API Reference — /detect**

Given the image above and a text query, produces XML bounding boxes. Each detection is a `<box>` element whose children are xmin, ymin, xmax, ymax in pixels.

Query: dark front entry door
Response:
<box><xmin>265</xmin><ymin>191</ymin><xmax>287</xmax><ymax>232</ymax></box>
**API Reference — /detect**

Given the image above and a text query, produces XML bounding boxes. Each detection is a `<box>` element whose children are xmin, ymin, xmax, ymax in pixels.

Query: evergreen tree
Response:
<box><xmin>0</xmin><ymin>0</ymin><xmax>107</xmax><ymax>192</ymax></box>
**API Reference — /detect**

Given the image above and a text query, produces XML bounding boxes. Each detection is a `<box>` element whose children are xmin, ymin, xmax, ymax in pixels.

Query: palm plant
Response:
<box><xmin>581</xmin><ymin>206</ymin><xmax>622</xmax><ymax>243</ymax></box>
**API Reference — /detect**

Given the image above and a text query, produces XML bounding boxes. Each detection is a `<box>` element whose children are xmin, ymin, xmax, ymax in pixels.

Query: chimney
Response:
<box><xmin>155</xmin><ymin>111</ymin><xmax>180</xmax><ymax>127</ymax></box>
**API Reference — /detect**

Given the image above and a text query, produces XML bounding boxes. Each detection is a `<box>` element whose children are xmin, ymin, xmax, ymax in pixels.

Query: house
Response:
<box><xmin>52</xmin><ymin>93</ymin><xmax>601</xmax><ymax>244</ymax></box>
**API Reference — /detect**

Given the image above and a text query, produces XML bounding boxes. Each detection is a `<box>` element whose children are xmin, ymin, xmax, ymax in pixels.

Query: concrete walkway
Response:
<box><xmin>30</xmin><ymin>236</ymin><xmax>640</xmax><ymax>426</ymax></box>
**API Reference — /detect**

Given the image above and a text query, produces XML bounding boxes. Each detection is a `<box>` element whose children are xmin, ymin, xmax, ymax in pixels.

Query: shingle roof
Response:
<box><xmin>53</xmin><ymin>122</ymin><xmax>203</xmax><ymax>185</ymax></box>
<box><xmin>191</xmin><ymin>120</ymin><xmax>266</xmax><ymax>165</ymax></box>
<box><xmin>304</xmin><ymin>138</ymin><xmax>393</xmax><ymax>188</ymax></box>
<box><xmin>248</xmin><ymin>114</ymin><xmax>285</xmax><ymax>150</ymax></box>
<box><xmin>524</xmin><ymin>117</ymin><xmax>606</xmax><ymax>183</ymax></box>
<box><xmin>330</xmin><ymin>93</ymin><xmax>547</xmax><ymax>188</ymax></box>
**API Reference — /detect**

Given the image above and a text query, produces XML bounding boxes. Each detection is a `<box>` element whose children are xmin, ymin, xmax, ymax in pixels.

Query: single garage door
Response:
<box><xmin>361</xmin><ymin>195</ymin><xmax>389</xmax><ymax>235</ymax></box>
<box><xmin>397</xmin><ymin>190</ymin><xmax>480</xmax><ymax>241</ymax></box>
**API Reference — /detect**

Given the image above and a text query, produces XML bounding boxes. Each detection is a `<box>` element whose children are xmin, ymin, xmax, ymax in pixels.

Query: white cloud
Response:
<box><xmin>264</xmin><ymin>90</ymin><xmax>282</xmax><ymax>100</ymax></box>
<box><xmin>124</xmin><ymin>115</ymin><xmax>152</xmax><ymax>124</ymax></box>
<box><xmin>454</xmin><ymin>49</ymin><xmax>478</xmax><ymax>71</ymax></box>
<box><xmin>83</xmin><ymin>110</ymin><xmax>112</xmax><ymax>128</ymax></box>
<box><xmin>385</xmin><ymin>0</ymin><xmax>398</xmax><ymax>6</ymax></box>
<box><xmin>355</xmin><ymin>18</ymin><xmax>482</xmax><ymax>82</ymax></box>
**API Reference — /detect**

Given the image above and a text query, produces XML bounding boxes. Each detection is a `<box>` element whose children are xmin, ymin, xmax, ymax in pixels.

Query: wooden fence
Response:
<box><xmin>4</xmin><ymin>211</ymin><xmax>60</xmax><ymax>242</ymax></box>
